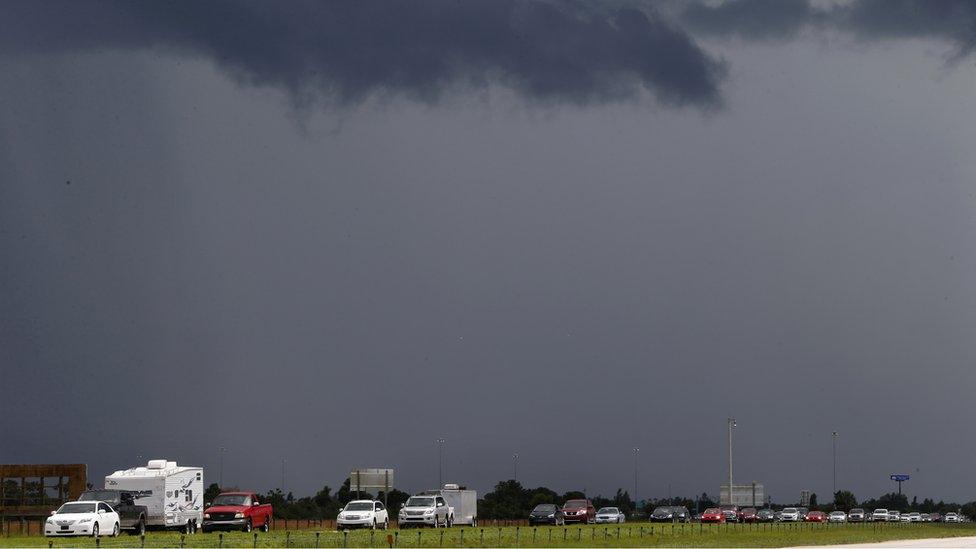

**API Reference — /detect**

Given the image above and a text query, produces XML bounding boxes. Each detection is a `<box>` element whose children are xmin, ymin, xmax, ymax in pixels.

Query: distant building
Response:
<box><xmin>720</xmin><ymin>483</ymin><xmax>764</xmax><ymax>506</ymax></box>
<box><xmin>800</xmin><ymin>490</ymin><xmax>811</xmax><ymax>506</ymax></box>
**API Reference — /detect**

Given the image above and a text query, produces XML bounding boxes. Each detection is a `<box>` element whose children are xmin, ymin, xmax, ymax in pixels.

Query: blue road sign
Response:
<box><xmin>891</xmin><ymin>474</ymin><xmax>910</xmax><ymax>482</ymax></box>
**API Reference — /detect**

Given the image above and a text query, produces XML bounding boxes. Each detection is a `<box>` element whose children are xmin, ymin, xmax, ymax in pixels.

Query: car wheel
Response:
<box><xmin>447</xmin><ymin>515</ymin><xmax>453</xmax><ymax>528</ymax></box>
<box><xmin>92</xmin><ymin>523</ymin><xmax>99</xmax><ymax>538</ymax></box>
<box><xmin>113</xmin><ymin>523</ymin><xmax>120</xmax><ymax>537</ymax></box>
<box><xmin>383</xmin><ymin>519</ymin><xmax>389</xmax><ymax>530</ymax></box>
<box><xmin>261</xmin><ymin>519</ymin><xmax>270</xmax><ymax>533</ymax></box>
<box><xmin>372</xmin><ymin>519</ymin><xmax>377</xmax><ymax>530</ymax></box>
<box><xmin>244</xmin><ymin>519</ymin><xmax>252</xmax><ymax>533</ymax></box>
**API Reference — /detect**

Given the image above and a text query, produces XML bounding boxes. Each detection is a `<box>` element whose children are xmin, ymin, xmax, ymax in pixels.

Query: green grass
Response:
<box><xmin>3</xmin><ymin>522</ymin><xmax>975</xmax><ymax>548</ymax></box>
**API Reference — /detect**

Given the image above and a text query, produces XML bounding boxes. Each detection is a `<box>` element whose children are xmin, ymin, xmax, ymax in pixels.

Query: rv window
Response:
<box><xmin>186</xmin><ymin>490</ymin><xmax>192</xmax><ymax>502</ymax></box>
<box><xmin>167</xmin><ymin>491</ymin><xmax>174</xmax><ymax>498</ymax></box>
<box><xmin>376</xmin><ymin>503</ymin><xmax>384</xmax><ymax>511</ymax></box>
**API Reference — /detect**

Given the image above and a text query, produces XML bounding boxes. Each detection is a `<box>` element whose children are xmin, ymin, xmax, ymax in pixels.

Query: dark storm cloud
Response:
<box><xmin>681</xmin><ymin>0</ymin><xmax>818</xmax><ymax>41</ymax></box>
<box><xmin>682</xmin><ymin>0</ymin><xmax>976</xmax><ymax>57</ymax></box>
<box><xmin>0</xmin><ymin>0</ymin><xmax>725</xmax><ymax>108</ymax></box>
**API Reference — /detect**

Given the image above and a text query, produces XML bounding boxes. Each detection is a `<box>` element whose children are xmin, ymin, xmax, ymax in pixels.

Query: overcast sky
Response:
<box><xmin>2</xmin><ymin>0</ymin><xmax>975</xmax><ymax>505</ymax></box>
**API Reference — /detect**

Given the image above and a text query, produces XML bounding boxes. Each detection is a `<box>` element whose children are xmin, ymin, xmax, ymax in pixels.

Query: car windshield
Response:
<box><xmin>783</xmin><ymin>508</ymin><xmax>797</xmax><ymax>513</ymax></box>
<box><xmin>704</xmin><ymin>508</ymin><xmax>719</xmax><ymax>514</ymax></box>
<box><xmin>875</xmin><ymin>509</ymin><xmax>887</xmax><ymax>513</ymax></box>
<box><xmin>78</xmin><ymin>491</ymin><xmax>118</xmax><ymax>502</ymax></box>
<box><xmin>406</xmin><ymin>497</ymin><xmax>434</xmax><ymax>507</ymax></box>
<box><xmin>345</xmin><ymin>502</ymin><xmax>373</xmax><ymax>511</ymax></box>
<box><xmin>564</xmin><ymin>501</ymin><xmax>586</xmax><ymax>509</ymax></box>
<box><xmin>532</xmin><ymin>504</ymin><xmax>556</xmax><ymax>512</ymax></box>
<box><xmin>58</xmin><ymin>503</ymin><xmax>97</xmax><ymax>514</ymax></box>
<box><xmin>653</xmin><ymin>507</ymin><xmax>671</xmax><ymax>514</ymax></box>
<box><xmin>831</xmin><ymin>512</ymin><xmax>844</xmax><ymax>515</ymax></box>
<box><xmin>212</xmin><ymin>494</ymin><xmax>250</xmax><ymax>506</ymax></box>
<box><xmin>598</xmin><ymin>508</ymin><xmax>618</xmax><ymax>514</ymax></box>
<box><xmin>743</xmin><ymin>508</ymin><xmax>756</xmax><ymax>513</ymax></box>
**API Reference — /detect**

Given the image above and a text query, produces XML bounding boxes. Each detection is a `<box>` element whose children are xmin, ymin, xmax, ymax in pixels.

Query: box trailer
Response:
<box><xmin>439</xmin><ymin>484</ymin><xmax>477</xmax><ymax>526</ymax></box>
<box><xmin>105</xmin><ymin>459</ymin><xmax>204</xmax><ymax>532</ymax></box>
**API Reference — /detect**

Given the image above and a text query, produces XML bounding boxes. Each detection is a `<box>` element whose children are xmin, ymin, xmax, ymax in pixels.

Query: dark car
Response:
<box><xmin>720</xmin><ymin>506</ymin><xmax>739</xmax><ymax>523</ymax></box>
<box><xmin>560</xmin><ymin>499</ymin><xmax>596</xmax><ymax>524</ymax></box>
<box><xmin>740</xmin><ymin>508</ymin><xmax>758</xmax><ymax>523</ymax></box>
<box><xmin>650</xmin><ymin>506</ymin><xmax>677</xmax><ymax>522</ymax></box>
<box><xmin>78</xmin><ymin>489</ymin><xmax>147</xmax><ymax>535</ymax></box>
<box><xmin>756</xmin><ymin>509</ymin><xmax>775</xmax><ymax>522</ymax></box>
<box><xmin>529</xmin><ymin>503</ymin><xmax>565</xmax><ymax>526</ymax></box>
<box><xmin>653</xmin><ymin>506</ymin><xmax>691</xmax><ymax>522</ymax></box>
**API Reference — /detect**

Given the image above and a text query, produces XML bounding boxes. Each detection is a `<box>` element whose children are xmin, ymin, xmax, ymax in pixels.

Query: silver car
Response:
<box><xmin>828</xmin><ymin>511</ymin><xmax>847</xmax><ymax>523</ymax></box>
<box><xmin>594</xmin><ymin>507</ymin><xmax>625</xmax><ymax>524</ymax></box>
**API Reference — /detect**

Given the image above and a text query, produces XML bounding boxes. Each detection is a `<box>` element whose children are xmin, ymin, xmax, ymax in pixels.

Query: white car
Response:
<box><xmin>45</xmin><ymin>501</ymin><xmax>121</xmax><ymax>537</ymax></box>
<box><xmin>871</xmin><ymin>509</ymin><xmax>889</xmax><ymax>522</ymax></box>
<box><xmin>337</xmin><ymin>500</ymin><xmax>389</xmax><ymax>530</ymax></box>
<box><xmin>907</xmin><ymin>512</ymin><xmax>921</xmax><ymax>522</ymax></box>
<box><xmin>888</xmin><ymin>511</ymin><xmax>901</xmax><ymax>522</ymax></box>
<box><xmin>780</xmin><ymin>508</ymin><xmax>800</xmax><ymax>522</ymax></box>
<box><xmin>944</xmin><ymin>513</ymin><xmax>960</xmax><ymax>523</ymax></box>
<box><xmin>828</xmin><ymin>511</ymin><xmax>847</xmax><ymax>523</ymax></box>
<box><xmin>594</xmin><ymin>507</ymin><xmax>625</xmax><ymax>524</ymax></box>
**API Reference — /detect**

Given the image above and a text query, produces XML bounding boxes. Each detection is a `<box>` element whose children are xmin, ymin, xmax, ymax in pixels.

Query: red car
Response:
<box><xmin>740</xmin><ymin>507</ymin><xmax>758</xmax><ymax>523</ymax></box>
<box><xmin>805</xmin><ymin>511</ymin><xmax>827</xmax><ymax>523</ymax></box>
<box><xmin>202</xmin><ymin>492</ymin><xmax>273</xmax><ymax>533</ymax></box>
<box><xmin>560</xmin><ymin>499</ymin><xmax>596</xmax><ymax>524</ymax></box>
<box><xmin>701</xmin><ymin>508</ymin><xmax>726</xmax><ymax>523</ymax></box>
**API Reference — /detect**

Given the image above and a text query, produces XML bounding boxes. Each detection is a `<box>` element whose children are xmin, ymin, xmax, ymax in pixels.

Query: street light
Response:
<box><xmin>633</xmin><ymin>448</ymin><xmax>640</xmax><ymax>510</ymax></box>
<box><xmin>218</xmin><ymin>447</ymin><xmax>226</xmax><ymax>489</ymax></box>
<box><xmin>436</xmin><ymin>438</ymin><xmax>446</xmax><ymax>488</ymax></box>
<box><xmin>728</xmin><ymin>418</ymin><xmax>736</xmax><ymax>506</ymax></box>
<box><xmin>513</xmin><ymin>453</ymin><xmax>519</xmax><ymax>482</ymax></box>
<box><xmin>832</xmin><ymin>431</ymin><xmax>839</xmax><ymax>495</ymax></box>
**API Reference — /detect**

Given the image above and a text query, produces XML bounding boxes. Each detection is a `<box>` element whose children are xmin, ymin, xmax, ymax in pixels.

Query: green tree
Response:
<box><xmin>204</xmin><ymin>483</ymin><xmax>222</xmax><ymax>506</ymax></box>
<box><xmin>833</xmin><ymin>490</ymin><xmax>856</xmax><ymax>511</ymax></box>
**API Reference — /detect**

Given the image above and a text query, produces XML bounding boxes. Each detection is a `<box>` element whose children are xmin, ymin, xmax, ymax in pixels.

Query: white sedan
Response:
<box><xmin>594</xmin><ymin>507</ymin><xmax>626</xmax><ymax>524</ymax></box>
<box><xmin>828</xmin><ymin>511</ymin><xmax>847</xmax><ymax>523</ymax></box>
<box><xmin>45</xmin><ymin>501</ymin><xmax>121</xmax><ymax>537</ymax></box>
<box><xmin>337</xmin><ymin>500</ymin><xmax>389</xmax><ymax>529</ymax></box>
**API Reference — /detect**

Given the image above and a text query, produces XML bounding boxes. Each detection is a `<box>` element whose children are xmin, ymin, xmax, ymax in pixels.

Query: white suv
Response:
<box><xmin>871</xmin><ymin>509</ymin><xmax>889</xmax><ymax>522</ymax></box>
<box><xmin>398</xmin><ymin>495</ymin><xmax>453</xmax><ymax>528</ymax></box>
<box><xmin>337</xmin><ymin>500</ymin><xmax>389</xmax><ymax>530</ymax></box>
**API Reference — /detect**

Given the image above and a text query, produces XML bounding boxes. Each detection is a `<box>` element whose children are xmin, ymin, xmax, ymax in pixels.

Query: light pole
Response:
<box><xmin>218</xmin><ymin>447</ymin><xmax>226</xmax><ymax>489</ymax></box>
<box><xmin>436</xmin><ymin>438</ymin><xmax>446</xmax><ymax>488</ymax></box>
<box><xmin>832</xmin><ymin>431</ymin><xmax>838</xmax><ymax>495</ymax></box>
<box><xmin>281</xmin><ymin>458</ymin><xmax>286</xmax><ymax>494</ymax></box>
<box><xmin>633</xmin><ymin>448</ymin><xmax>640</xmax><ymax>510</ymax></box>
<box><xmin>727</xmin><ymin>418</ymin><xmax>736</xmax><ymax>506</ymax></box>
<box><xmin>513</xmin><ymin>454</ymin><xmax>519</xmax><ymax>482</ymax></box>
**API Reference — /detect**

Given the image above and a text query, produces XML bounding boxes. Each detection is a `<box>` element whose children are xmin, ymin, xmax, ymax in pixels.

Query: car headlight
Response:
<box><xmin>424</xmin><ymin>509</ymin><xmax>434</xmax><ymax>515</ymax></box>
<box><xmin>547</xmin><ymin>514</ymin><xmax>554</xmax><ymax>518</ymax></box>
<box><xmin>234</xmin><ymin>512</ymin><xmax>244</xmax><ymax>519</ymax></box>
<box><xmin>79</xmin><ymin>518</ymin><xmax>93</xmax><ymax>524</ymax></box>
<box><xmin>204</xmin><ymin>513</ymin><xmax>210</xmax><ymax>519</ymax></box>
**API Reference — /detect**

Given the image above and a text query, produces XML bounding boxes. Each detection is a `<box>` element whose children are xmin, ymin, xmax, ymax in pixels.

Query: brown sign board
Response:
<box><xmin>1</xmin><ymin>464</ymin><xmax>87</xmax><ymax>517</ymax></box>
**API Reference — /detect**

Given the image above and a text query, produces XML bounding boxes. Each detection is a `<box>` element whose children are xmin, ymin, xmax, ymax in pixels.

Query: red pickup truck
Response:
<box><xmin>202</xmin><ymin>492</ymin><xmax>273</xmax><ymax>533</ymax></box>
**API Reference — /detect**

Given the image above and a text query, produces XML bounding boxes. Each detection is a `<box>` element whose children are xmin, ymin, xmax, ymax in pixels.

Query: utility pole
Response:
<box><xmin>727</xmin><ymin>418</ymin><xmax>736</xmax><ymax>506</ymax></box>
<box><xmin>513</xmin><ymin>453</ymin><xmax>519</xmax><ymax>482</ymax></box>
<box><xmin>436</xmin><ymin>438</ymin><xmax>446</xmax><ymax>488</ymax></box>
<box><xmin>633</xmin><ymin>447</ymin><xmax>640</xmax><ymax>511</ymax></box>
<box><xmin>281</xmin><ymin>459</ymin><xmax>286</xmax><ymax>494</ymax></box>
<box><xmin>832</xmin><ymin>432</ymin><xmax>838</xmax><ymax>495</ymax></box>
<box><xmin>218</xmin><ymin>447</ymin><xmax>226</xmax><ymax>489</ymax></box>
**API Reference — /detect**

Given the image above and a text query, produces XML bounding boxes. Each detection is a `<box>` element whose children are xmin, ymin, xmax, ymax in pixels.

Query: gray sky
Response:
<box><xmin>2</xmin><ymin>1</ymin><xmax>975</xmax><ymax>505</ymax></box>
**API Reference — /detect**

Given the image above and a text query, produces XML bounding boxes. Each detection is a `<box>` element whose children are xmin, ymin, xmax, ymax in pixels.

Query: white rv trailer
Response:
<box><xmin>105</xmin><ymin>460</ymin><xmax>204</xmax><ymax>532</ymax></box>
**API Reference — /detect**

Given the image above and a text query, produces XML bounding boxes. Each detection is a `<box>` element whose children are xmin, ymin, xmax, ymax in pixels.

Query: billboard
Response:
<box><xmin>720</xmin><ymin>483</ymin><xmax>764</xmax><ymax>506</ymax></box>
<box><xmin>349</xmin><ymin>468</ymin><xmax>394</xmax><ymax>493</ymax></box>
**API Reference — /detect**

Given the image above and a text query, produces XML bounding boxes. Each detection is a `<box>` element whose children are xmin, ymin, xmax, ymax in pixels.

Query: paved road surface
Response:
<box><xmin>792</xmin><ymin>536</ymin><xmax>976</xmax><ymax>548</ymax></box>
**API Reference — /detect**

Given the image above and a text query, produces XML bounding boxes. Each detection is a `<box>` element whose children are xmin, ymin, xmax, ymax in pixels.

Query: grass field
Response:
<box><xmin>3</xmin><ymin>522</ymin><xmax>975</xmax><ymax>548</ymax></box>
